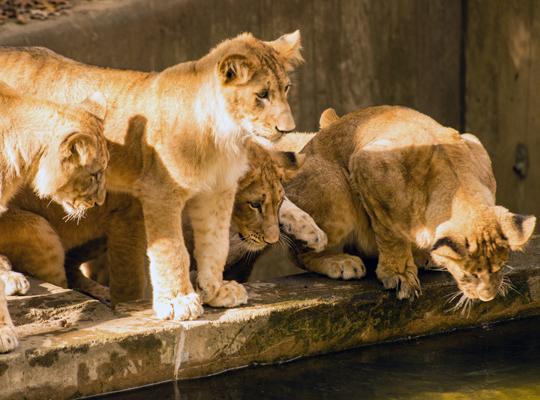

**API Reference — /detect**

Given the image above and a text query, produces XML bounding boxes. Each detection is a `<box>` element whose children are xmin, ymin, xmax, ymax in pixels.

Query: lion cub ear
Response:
<box><xmin>61</xmin><ymin>132</ymin><xmax>94</xmax><ymax>166</ymax></box>
<box><xmin>264</xmin><ymin>30</ymin><xmax>304</xmax><ymax>71</ymax></box>
<box><xmin>495</xmin><ymin>206</ymin><xmax>536</xmax><ymax>250</ymax></box>
<box><xmin>80</xmin><ymin>91</ymin><xmax>107</xmax><ymax>121</ymax></box>
<box><xmin>218</xmin><ymin>54</ymin><xmax>255</xmax><ymax>85</ymax></box>
<box><xmin>319</xmin><ymin>108</ymin><xmax>339</xmax><ymax>129</ymax></box>
<box><xmin>272</xmin><ymin>151</ymin><xmax>305</xmax><ymax>181</ymax></box>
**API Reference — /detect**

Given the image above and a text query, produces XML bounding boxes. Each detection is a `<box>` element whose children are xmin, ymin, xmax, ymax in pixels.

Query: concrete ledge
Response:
<box><xmin>2</xmin><ymin>238</ymin><xmax>540</xmax><ymax>399</ymax></box>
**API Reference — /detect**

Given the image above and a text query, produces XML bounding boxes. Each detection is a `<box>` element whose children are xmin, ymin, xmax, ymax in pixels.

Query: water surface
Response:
<box><xmin>99</xmin><ymin>317</ymin><xmax>540</xmax><ymax>400</ymax></box>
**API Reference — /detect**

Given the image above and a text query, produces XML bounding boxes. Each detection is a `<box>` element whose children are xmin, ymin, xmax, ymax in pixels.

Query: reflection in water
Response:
<box><xmin>99</xmin><ymin>317</ymin><xmax>540</xmax><ymax>400</ymax></box>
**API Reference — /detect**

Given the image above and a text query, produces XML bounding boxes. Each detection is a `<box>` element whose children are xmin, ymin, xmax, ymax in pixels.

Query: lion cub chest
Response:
<box><xmin>193</xmin><ymin>149</ymin><xmax>249</xmax><ymax>194</ymax></box>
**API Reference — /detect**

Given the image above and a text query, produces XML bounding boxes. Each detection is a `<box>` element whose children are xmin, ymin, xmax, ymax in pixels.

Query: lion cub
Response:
<box><xmin>282</xmin><ymin>106</ymin><xmax>535</xmax><ymax>304</ymax></box>
<box><xmin>0</xmin><ymin>81</ymin><xmax>108</xmax><ymax>353</ymax></box>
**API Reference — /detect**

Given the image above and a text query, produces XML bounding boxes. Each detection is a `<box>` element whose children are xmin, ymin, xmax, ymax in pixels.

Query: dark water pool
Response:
<box><xmin>98</xmin><ymin>317</ymin><xmax>540</xmax><ymax>400</ymax></box>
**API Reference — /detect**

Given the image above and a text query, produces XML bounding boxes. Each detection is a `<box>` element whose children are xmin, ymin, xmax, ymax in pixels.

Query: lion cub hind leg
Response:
<box><xmin>301</xmin><ymin>252</ymin><xmax>366</xmax><ymax>280</ymax></box>
<box><xmin>0</xmin><ymin>280</ymin><xmax>17</xmax><ymax>353</ymax></box>
<box><xmin>375</xmin><ymin>235</ymin><xmax>420</xmax><ymax>300</ymax></box>
<box><xmin>188</xmin><ymin>189</ymin><xmax>248</xmax><ymax>308</ymax></box>
<box><xmin>0</xmin><ymin>255</ymin><xmax>29</xmax><ymax>296</ymax></box>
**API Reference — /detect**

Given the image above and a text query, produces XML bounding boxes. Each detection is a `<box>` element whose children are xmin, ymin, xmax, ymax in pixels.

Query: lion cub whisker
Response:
<box><xmin>498</xmin><ymin>274</ymin><xmax>517</xmax><ymax>297</ymax></box>
<box><xmin>279</xmin><ymin>232</ymin><xmax>297</xmax><ymax>251</ymax></box>
<box><xmin>449</xmin><ymin>293</ymin><xmax>474</xmax><ymax>317</ymax></box>
<box><xmin>445</xmin><ymin>290</ymin><xmax>463</xmax><ymax>304</ymax></box>
<box><xmin>62</xmin><ymin>207</ymin><xmax>87</xmax><ymax>225</ymax></box>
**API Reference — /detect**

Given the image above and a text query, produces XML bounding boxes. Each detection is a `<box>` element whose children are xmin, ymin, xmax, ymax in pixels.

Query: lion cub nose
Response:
<box><xmin>478</xmin><ymin>287</ymin><xmax>497</xmax><ymax>302</ymax></box>
<box><xmin>264</xmin><ymin>227</ymin><xmax>280</xmax><ymax>244</ymax></box>
<box><xmin>276</xmin><ymin>113</ymin><xmax>296</xmax><ymax>133</ymax></box>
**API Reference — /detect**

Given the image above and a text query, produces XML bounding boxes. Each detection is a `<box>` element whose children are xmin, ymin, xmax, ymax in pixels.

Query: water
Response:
<box><xmin>99</xmin><ymin>317</ymin><xmax>540</xmax><ymax>400</ymax></box>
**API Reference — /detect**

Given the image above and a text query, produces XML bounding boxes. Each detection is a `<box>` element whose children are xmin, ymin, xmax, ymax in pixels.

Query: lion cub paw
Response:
<box><xmin>1</xmin><ymin>271</ymin><xmax>30</xmax><ymax>296</ymax></box>
<box><xmin>376</xmin><ymin>265</ymin><xmax>421</xmax><ymax>300</ymax></box>
<box><xmin>305</xmin><ymin>226</ymin><xmax>328</xmax><ymax>253</ymax></box>
<box><xmin>316</xmin><ymin>254</ymin><xmax>366</xmax><ymax>280</ymax></box>
<box><xmin>153</xmin><ymin>292</ymin><xmax>203</xmax><ymax>321</ymax></box>
<box><xmin>279</xmin><ymin>203</ymin><xmax>328</xmax><ymax>253</ymax></box>
<box><xmin>205</xmin><ymin>281</ymin><xmax>248</xmax><ymax>308</ymax></box>
<box><xmin>0</xmin><ymin>325</ymin><xmax>18</xmax><ymax>353</ymax></box>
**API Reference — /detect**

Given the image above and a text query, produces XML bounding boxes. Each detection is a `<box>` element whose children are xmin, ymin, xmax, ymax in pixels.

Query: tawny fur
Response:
<box><xmin>277</xmin><ymin>106</ymin><xmax>536</xmax><ymax>303</ymax></box>
<box><xmin>0</xmin><ymin>82</ymin><xmax>108</xmax><ymax>353</ymax></box>
<box><xmin>0</xmin><ymin>30</ymin><xmax>303</xmax><ymax>320</ymax></box>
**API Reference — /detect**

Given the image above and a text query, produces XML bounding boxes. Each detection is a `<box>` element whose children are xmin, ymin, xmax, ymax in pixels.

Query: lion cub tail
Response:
<box><xmin>319</xmin><ymin>108</ymin><xmax>340</xmax><ymax>129</ymax></box>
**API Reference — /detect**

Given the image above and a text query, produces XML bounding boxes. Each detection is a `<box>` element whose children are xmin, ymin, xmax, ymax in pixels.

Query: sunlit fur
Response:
<box><xmin>276</xmin><ymin>106</ymin><xmax>536</xmax><ymax>302</ymax></box>
<box><xmin>0</xmin><ymin>82</ymin><xmax>108</xmax><ymax>353</ymax></box>
<box><xmin>0</xmin><ymin>82</ymin><xmax>108</xmax><ymax>220</ymax></box>
<box><xmin>0</xmin><ymin>33</ymin><xmax>302</xmax><ymax>320</ymax></box>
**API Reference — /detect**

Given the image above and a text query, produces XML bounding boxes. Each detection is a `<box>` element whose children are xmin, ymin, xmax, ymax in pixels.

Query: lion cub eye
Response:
<box><xmin>256</xmin><ymin>89</ymin><xmax>269</xmax><ymax>100</ymax></box>
<box><xmin>248</xmin><ymin>201</ymin><xmax>262</xmax><ymax>210</ymax></box>
<box><xmin>284</xmin><ymin>84</ymin><xmax>291</xmax><ymax>94</ymax></box>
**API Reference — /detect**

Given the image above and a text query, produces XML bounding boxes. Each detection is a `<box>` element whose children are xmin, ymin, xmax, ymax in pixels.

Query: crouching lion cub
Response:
<box><xmin>280</xmin><ymin>106</ymin><xmax>535</xmax><ymax>305</ymax></box>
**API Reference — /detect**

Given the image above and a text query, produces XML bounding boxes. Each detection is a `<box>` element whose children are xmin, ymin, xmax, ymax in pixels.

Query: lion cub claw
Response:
<box><xmin>0</xmin><ymin>271</ymin><xmax>29</xmax><ymax>296</ymax></box>
<box><xmin>0</xmin><ymin>325</ymin><xmax>18</xmax><ymax>353</ymax></box>
<box><xmin>317</xmin><ymin>254</ymin><xmax>366</xmax><ymax>280</ymax></box>
<box><xmin>205</xmin><ymin>281</ymin><xmax>248</xmax><ymax>308</ymax></box>
<box><xmin>377</xmin><ymin>265</ymin><xmax>421</xmax><ymax>300</ymax></box>
<box><xmin>153</xmin><ymin>292</ymin><xmax>203</xmax><ymax>321</ymax></box>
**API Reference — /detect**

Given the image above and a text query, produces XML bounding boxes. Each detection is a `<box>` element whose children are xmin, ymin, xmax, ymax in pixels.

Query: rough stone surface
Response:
<box><xmin>1</xmin><ymin>238</ymin><xmax>540</xmax><ymax>400</ymax></box>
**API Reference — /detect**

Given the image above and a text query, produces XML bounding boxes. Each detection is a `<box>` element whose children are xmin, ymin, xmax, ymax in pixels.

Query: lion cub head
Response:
<box><xmin>431</xmin><ymin>206</ymin><xmax>536</xmax><ymax>302</ymax></box>
<box><xmin>215</xmin><ymin>30</ymin><xmax>304</xmax><ymax>141</ymax></box>
<box><xmin>232</xmin><ymin>141</ymin><xmax>303</xmax><ymax>251</ymax></box>
<box><xmin>34</xmin><ymin>92</ymin><xmax>109</xmax><ymax>221</ymax></box>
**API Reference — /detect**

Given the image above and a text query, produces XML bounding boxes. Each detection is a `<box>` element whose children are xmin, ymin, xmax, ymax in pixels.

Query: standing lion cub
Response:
<box><xmin>0</xmin><ymin>81</ymin><xmax>108</xmax><ymax>353</ymax></box>
<box><xmin>0</xmin><ymin>31</ymin><xmax>303</xmax><ymax>320</ymax></box>
<box><xmin>280</xmin><ymin>106</ymin><xmax>535</xmax><ymax>305</ymax></box>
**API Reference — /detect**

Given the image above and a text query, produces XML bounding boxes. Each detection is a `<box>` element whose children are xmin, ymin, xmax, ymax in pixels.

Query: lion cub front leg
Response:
<box><xmin>374</xmin><ymin>232</ymin><xmax>420</xmax><ymax>300</ymax></box>
<box><xmin>143</xmin><ymin>198</ymin><xmax>203</xmax><ymax>321</ymax></box>
<box><xmin>188</xmin><ymin>189</ymin><xmax>248</xmax><ymax>308</ymax></box>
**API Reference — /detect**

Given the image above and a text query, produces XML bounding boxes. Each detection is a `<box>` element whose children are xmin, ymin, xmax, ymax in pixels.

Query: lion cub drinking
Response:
<box><xmin>0</xmin><ymin>81</ymin><xmax>108</xmax><ymax>353</ymax></box>
<box><xmin>282</xmin><ymin>106</ymin><xmax>535</xmax><ymax>304</ymax></box>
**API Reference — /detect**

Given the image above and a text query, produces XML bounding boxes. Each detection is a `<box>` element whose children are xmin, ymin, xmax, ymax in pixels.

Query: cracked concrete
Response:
<box><xmin>1</xmin><ymin>238</ymin><xmax>540</xmax><ymax>399</ymax></box>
